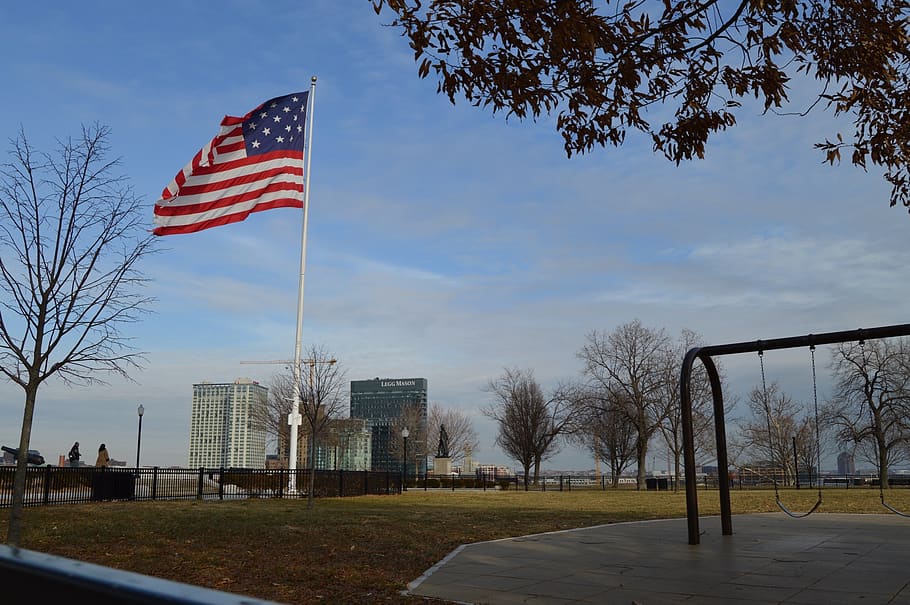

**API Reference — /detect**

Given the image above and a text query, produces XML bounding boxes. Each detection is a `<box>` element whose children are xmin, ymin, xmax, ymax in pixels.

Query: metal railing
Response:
<box><xmin>0</xmin><ymin>544</ymin><xmax>283</xmax><ymax>604</ymax></box>
<box><xmin>0</xmin><ymin>466</ymin><xmax>401</xmax><ymax>508</ymax></box>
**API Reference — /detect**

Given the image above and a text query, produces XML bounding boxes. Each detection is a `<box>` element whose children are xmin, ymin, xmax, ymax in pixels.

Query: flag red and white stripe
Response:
<box><xmin>153</xmin><ymin>92</ymin><xmax>308</xmax><ymax>236</ymax></box>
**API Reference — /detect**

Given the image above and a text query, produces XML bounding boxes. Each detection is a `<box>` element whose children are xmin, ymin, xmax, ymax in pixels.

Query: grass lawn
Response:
<box><xmin>3</xmin><ymin>487</ymin><xmax>909</xmax><ymax>604</ymax></box>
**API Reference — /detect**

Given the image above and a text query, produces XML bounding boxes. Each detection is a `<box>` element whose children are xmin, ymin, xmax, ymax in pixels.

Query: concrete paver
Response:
<box><xmin>407</xmin><ymin>514</ymin><xmax>910</xmax><ymax>604</ymax></box>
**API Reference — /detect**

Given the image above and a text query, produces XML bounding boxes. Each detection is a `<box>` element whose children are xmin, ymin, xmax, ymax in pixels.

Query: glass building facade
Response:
<box><xmin>350</xmin><ymin>378</ymin><xmax>427</xmax><ymax>473</ymax></box>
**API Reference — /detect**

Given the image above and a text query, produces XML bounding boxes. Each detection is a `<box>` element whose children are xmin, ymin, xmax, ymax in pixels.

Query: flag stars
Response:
<box><xmin>296</xmin><ymin>125</ymin><xmax>303</xmax><ymax>133</ymax></box>
<box><xmin>273</xmin><ymin>115</ymin><xmax>282</xmax><ymax>123</ymax></box>
<box><xmin>251</xmin><ymin>140</ymin><xmax>260</xmax><ymax>148</ymax></box>
<box><xmin>285</xmin><ymin>125</ymin><xmax>292</xmax><ymax>132</ymax></box>
<box><xmin>263</xmin><ymin>128</ymin><xmax>271</xmax><ymax>136</ymax></box>
<box><xmin>283</xmin><ymin>106</ymin><xmax>291</xmax><ymax>113</ymax></box>
<box><xmin>276</xmin><ymin>136</ymin><xmax>285</xmax><ymax>143</ymax></box>
<box><xmin>292</xmin><ymin>96</ymin><xmax>299</xmax><ymax>102</ymax></box>
<box><xmin>260</xmin><ymin>112</ymin><xmax>268</xmax><ymax>119</ymax></box>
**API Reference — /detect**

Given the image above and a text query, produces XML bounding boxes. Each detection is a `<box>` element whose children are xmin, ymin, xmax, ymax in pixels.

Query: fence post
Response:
<box><xmin>339</xmin><ymin>470</ymin><xmax>344</xmax><ymax>497</ymax></box>
<box><xmin>364</xmin><ymin>470</ymin><xmax>368</xmax><ymax>496</ymax></box>
<box><xmin>196</xmin><ymin>467</ymin><xmax>204</xmax><ymax>500</ymax></box>
<box><xmin>43</xmin><ymin>466</ymin><xmax>52</xmax><ymax>505</ymax></box>
<box><xmin>218</xmin><ymin>467</ymin><xmax>224</xmax><ymax>500</ymax></box>
<box><xmin>559</xmin><ymin>476</ymin><xmax>564</xmax><ymax>492</ymax></box>
<box><xmin>452</xmin><ymin>474</ymin><xmax>455</xmax><ymax>492</ymax></box>
<box><xmin>151</xmin><ymin>467</ymin><xmax>158</xmax><ymax>500</ymax></box>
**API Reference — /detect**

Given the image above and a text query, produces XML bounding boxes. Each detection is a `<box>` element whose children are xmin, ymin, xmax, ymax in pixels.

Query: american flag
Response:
<box><xmin>153</xmin><ymin>92</ymin><xmax>309</xmax><ymax>236</ymax></box>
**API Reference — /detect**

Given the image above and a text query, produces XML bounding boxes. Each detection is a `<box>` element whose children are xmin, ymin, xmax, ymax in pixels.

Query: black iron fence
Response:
<box><xmin>0</xmin><ymin>466</ymin><xmax>401</xmax><ymax>508</ymax></box>
<box><xmin>5</xmin><ymin>466</ymin><xmax>906</xmax><ymax>507</ymax></box>
<box><xmin>409</xmin><ymin>472</ymin><xmax>910</xmax><ymax>492</ymax></box>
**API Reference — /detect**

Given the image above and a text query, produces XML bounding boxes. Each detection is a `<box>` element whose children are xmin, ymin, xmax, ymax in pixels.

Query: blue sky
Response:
<box><xmin>1</xmin><ymin>1</ymin><xmax>907</xmax><ymax>472</ymax></box>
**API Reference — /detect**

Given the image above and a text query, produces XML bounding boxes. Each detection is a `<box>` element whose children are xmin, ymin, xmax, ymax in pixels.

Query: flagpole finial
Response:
<box><xmin>311</xmin><ymin>76</ymin><xmax>317</xmax><ymax>83</ymax></box>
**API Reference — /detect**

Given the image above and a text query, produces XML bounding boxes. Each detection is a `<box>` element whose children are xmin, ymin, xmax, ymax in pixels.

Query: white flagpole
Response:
<box><xmin>288</xmin><ymin>76</ymin><xmax>317</xmax><ymax>493</ymax></box>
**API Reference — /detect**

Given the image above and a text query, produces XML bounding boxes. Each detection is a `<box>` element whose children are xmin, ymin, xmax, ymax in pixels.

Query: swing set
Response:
<box><xmin>679</xmin><ymin>323</ymin><xmax>910</xmax><ymax>545</ymax></box>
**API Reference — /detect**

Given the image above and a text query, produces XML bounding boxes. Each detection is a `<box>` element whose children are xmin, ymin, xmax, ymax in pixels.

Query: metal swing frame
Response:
<box><xmin>679</xmin><ymin>323</ymin><xmax>910</xmax><ymax>545</ymax></box>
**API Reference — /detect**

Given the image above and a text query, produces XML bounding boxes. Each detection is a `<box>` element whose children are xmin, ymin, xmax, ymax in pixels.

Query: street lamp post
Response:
<box><xmin>136</xmin><ymin>404</ymin><xmax>145</xmax><ymax>470</ymax></box>
<box><xmin>401</xmin><ymin>427</ymin><xmax>409</xmax><ymax>492</ymax></box>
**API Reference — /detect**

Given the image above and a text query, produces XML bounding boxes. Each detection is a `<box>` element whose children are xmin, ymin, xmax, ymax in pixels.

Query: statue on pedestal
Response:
<box><xmin>436</xmin><ymin>424</ymin><xmax>449</xmax><ymax>458</ymax></box>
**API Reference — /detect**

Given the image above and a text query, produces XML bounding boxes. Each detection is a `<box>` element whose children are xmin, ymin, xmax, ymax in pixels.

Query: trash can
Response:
<box><xmin>91</xmin><ymin>469</ymin><xmax>135</xmax><ymax>500</ymax></box>
<box><xmin>646</xmin><ymin>477</ymin><xmax>657</xmax><ymax>490</ymax></box>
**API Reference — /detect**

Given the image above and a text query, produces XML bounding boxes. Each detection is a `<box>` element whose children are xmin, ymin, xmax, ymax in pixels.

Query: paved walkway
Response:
<box><xmin>406</xmin><ymin>513</ymin><xmax>910</xmax><ymax>604</ymax></box>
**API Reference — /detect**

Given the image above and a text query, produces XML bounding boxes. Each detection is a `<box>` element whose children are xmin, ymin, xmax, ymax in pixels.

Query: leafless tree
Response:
<box><xmin>793</xmin><ymin>415</ymin><xmax>824</xmax><ymax>486</ymax></box>
<box><xmin>567</xmin><ymin>385</ymin><xmax>636</xmax><ymax>487</ymax></box>
<box><xmin>0</xmin><ymin>126</ymin><xmax>155</xmax><ymax>546</ymax></box>
<box><xmin>375</xmin><ymin>0</ymin><xmax>910</xmax><ymax>213</ymax></box>
<box><xmin>387</xmin><ymin>402</ymin><xmax>426</xmax><ymax>480</ymax></box>
<box><xmin>257</xmin><ymin>368</ymin><xmax>294</xmax><ymax>463</ymax></box>
<box><xmin>578</xmin><ymin>320</ymin><xmax>670</xmax><ymax>489</ymax></box>
<box><xmin>286</xmin><ymin>344</ymin><xmax>347</xmax><ymax>508</ymax></box>
<box><xmin>484</xmin><ymin>368</ymin><xmax>573</xmax><ymax>489</ymax></box>
<box><xmin>661</xmin><ymin>329</ymin><xmax>729</xmax><ymax>491</ymax></box>
<box><xmin>826</xmin><ymin>339</ymin><xmax>910</xmax><ymax>488</ymax></box>
<box><xmin>737</xmin><ymin>382</ymin><xmax>811</xmax><ymax>485</ymax></box>
<box><xmin>427</xmin><ymin>402</ymin><xmax>480</xmax><ymax>467</ymax></box>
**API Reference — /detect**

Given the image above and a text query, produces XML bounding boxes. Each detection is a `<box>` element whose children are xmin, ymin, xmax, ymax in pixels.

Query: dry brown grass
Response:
<box><xmin>3</xmin><ymin>487</ymin><xmax>909</xmax><ymax>604</ymax></box>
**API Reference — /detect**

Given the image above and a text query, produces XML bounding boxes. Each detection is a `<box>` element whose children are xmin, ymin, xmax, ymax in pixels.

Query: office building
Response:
<box><xmin>188</xmin><ymin>378</ymin><xmax>268</xmax><ymax>468</ymax></box>
<box><xmin>837</xmin><ymin>451</ymin><xmax>856</xmax><ymax>475</ymax></box>
<box><xmin>300</xmin><ymin>418</ymin><xmax>372</xmax><ymax>471</ymax></box>
<box><xmin>350</xmin><ymin>377</ymin><xmax>427</xmax><ymax>472</ymax></box>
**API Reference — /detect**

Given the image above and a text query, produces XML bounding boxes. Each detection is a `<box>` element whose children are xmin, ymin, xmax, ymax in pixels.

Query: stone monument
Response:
<box><xmin>434</xmin><ymin>424</ymin><xmax>451</xmax><ymax>475</ymax></box>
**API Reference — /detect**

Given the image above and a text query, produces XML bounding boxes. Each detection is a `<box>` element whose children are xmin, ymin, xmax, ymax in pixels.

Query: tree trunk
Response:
<box><xmin>674</xmin><ymin>452</ymin><xmax>682</xmax><ymax>493</ymax></box>
<box><xmin>8</xmin><ymin>383</ymin><xmax>38</xmax><ymax>546</ymax></box>
<box><xmin>611</xmin><ymin>455</ymin><xmax>622</xmax><ymax>488</ymax></box>
<box><xmin>307</xmin><ymin>430</ymin><xmax>317</xmax><ymax>508</ymax></box>
<box><xmin>636</xmin><ymin>437</ymin><xmax>648</xmax><ymax>491</ymax></box>
<box><xmin>878</xmin><ymin>435</ymin><xmax>890</xmax><ymax>490</ymax></box>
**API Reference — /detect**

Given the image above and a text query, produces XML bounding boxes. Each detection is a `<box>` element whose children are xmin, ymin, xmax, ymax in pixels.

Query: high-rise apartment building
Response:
<box><xmin>188</xmin><ymin>378</ymin><xmax>268</xmax><ymax>468</ymax></box>
<box><xmin>350</xmin><ymin>377</ymin><xmax>427</xmax><ymax>472</ymax></box>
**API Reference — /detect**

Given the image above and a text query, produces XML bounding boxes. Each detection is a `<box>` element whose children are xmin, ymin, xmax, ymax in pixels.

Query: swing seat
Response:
<box><xmin>881</xmin><ymin>496</ymin><xmax>910</xmax><ymax>518</ymax></box>
<box><xmin>775</xmin><ymin>496</ymin><xmax>822</xmax><ymax>519</ymax></box>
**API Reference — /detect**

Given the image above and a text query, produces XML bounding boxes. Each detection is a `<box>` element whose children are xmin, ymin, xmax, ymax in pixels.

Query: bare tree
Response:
<box><xmin>660</xmin><ymin>329</ymin><xmax>729</xmax><ymax>491</ymax></box>
<box><xmin>258</xmin><ymin>368</ymin><xmax>294</xmax><ymax>464</ymax></box>
<box><xmin>567</xmin><ymin>385</ymin><xmax>636</xmax><ymax>487</ymax></box>
<box><xmin>375</xmin><ymin>0</ymin><xmax>910</xmax><ymax>212</ymax></box>
<box><xmin>826</xmin><ymin>339</ymin><xmax>910</xmax><ymax>488</ymax></box>
<box><xmin>578</xmin><ymin>320</ymin><xmax>670</xmax><ymax>489</ymax></box>
<box><xmin>793</xmin><ymin>415</ymin><xmax>824</xmax><ymax>486</ymax></box>
<box><xmin>291</xmin><ymin>344</ymin><xmax>347</xmax><ymax>508</ymax></box>
<box><xmin>484</xmin><ymin>368</ymin><xmax>572</xmax><ymax>489</ymax></box>
<box><xmin>427</xmin><ymin>402</ymin><xmax>480</xmax><ymax>467</ymax></box>
<box><xmin>737</xmin><ymin>382</ymin><xmax>809</xmax><ymax>485</ymax></box>
<box><xmin>0</xmin><ymin>125</ymin><xmax>155</xmax><ymax>545</ymax></box>
<box><xmin>388</xmin><ymin>402</ymin><xmax>426</xmax><ymax>479</ymax></box>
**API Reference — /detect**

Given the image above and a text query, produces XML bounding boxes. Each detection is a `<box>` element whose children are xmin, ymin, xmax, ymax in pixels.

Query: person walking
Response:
<box><xmin>95</xmin><ymin>443</ymin><xmax>110</xmax><ymax>467</ymax></box>
<box><xmin>68</xmin><ymin>441</ymin><xmax>81</xmax><ymax>467</ymax></box>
